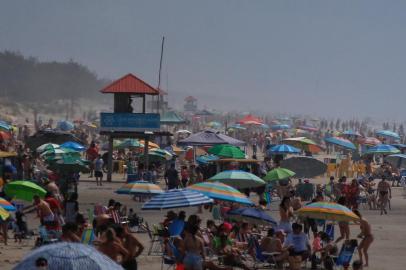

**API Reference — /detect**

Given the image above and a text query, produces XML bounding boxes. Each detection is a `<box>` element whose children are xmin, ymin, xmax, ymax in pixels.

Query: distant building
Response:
<box><xmin>184</xmin><ymin>96</ymin><xmax>197</xmax><ymax>112</ymax></box>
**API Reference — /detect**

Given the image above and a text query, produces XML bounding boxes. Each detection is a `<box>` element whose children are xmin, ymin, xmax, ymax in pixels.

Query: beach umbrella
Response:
<box><xmin>26</xmin><ymin>130</ymin><xmax>83</xmax><ymax>151</ymax></box>
<box><xmin>4</xmin><ymin>181</ymin><xmax>46</xmax><ymax>202</ymax></box>
<box><xmin>296</xmin><ymin>202</ymin><xmax>359</xmax><ymax>222</ymax></box>
<box><xmin>342</xmin><ymin>130</ymin><xmax>361</xmax><ymax>137</ymax></box>
<box><xmin>283</xmin><ymin>137</ymin><xmax>322</xmax><ymax>153</ymax></box>
<box><xmin>187</xmin><ymin>182</ymin><xmax>254</xmax><ymax>205</ymax></box>
<box><xmin>324</xmin><ymin>137</ymin><xmax>356</xmax><ymax>151</ymax></box>
<box><xmin>208</xmin><ymin>170</ymin><xmax>265</xmax><ymax>189</ymax></box>
<box><xmin>385</xmin><ymin>154</ymin><xmax>406</xmax><ymax>169</ymax></box>
<box><xmin>116</xmin><ymin>181</ymin><xmax>163</xmax><ymax>195</ymax></box>
<box><xmin>208</xmin><ymin>144</ymin><xmax>245</xmax><ymax>159</ymax></box>
<box><xmin>228</xmin><ymin>124</ymin><xmax>247</xmax><ymax>130</ymax></box>
<box><xmin>376</xmin><ymin>130</ymin><xmax>401</xmax><ymax>140</ymax></box>
<box><xmin>391</xmin><ymin>144</ymin><xmax>406</xmax><ymax>150</ymax></box>
<box><xmin>36</xmin><ymin>143</ymin><xmax>61</xmax><ymax>153</ymax></box>
<box><xmin>363</xmin><ymin>144</ymin><xmax>400</xmax><ymax>155</ymax></box>
<box><xmin>57</xmin><ymin>120</ymin><xmax>75</xmax><ymax>131</ymax></box>
<box><xmin>60</xmin><ymin>141</ymin><xmax>86</xmax><ymax>152</ymax></box>
<box><xmin>206</xmin><ymin>121</ymin><xmax>222</xmax><ymax>129</ymax></box>
<box><xmin>40</xmin><ymin>147</ymin><xmax>81</xmax><ymax>158</ymax></box>
<box><xmin>268</xmin><ymin>144</ymin><xmax>300</xmax><ymax>155</ymax></box>
<box><xmin>14</xmin><ymin>242</ymin><xmax>123</xmax><ymax>270</ymax></box>
<box><xmin>48</xmin><ymin>156</ymin><xmax>90</xmax><ymax>173</ymax></box>
<box><xmin>178</xmin><ymin>130</ymin><xmax>246</xmax><ymax>147</ymax></box>
<box><xmin>0</xmin><ymin>122</ymin><xmax>12</xmax><ymax>131</ymax></box>
<box><xmin>149</xmin><ymin>148</ymin><xmax>173</xmax><ymax>160</ymax></box>
<box><xmin>280</xmin><ymin>156</ymin><xmax>327</xmax><ymax>178</ymax></box>
<box><xmin>176</xmin><ymin>129</ymin><xmax>192</xmax><ymax>134</ymax></box>
<box><xmin>139</xmin><ymin>140</ymin><xmax>159</xmax><ymax>149</ymax></box>
<box><xmin>264</xmin><ymin>168</ymin><xmax>296</xmax><ymax>181</ymax></box>
<box><xmin>0</xmin><ymin>197</ymin><xmax>16</xmax><ymax>211</ymax></box>
<box><xmin>298</xmin><ymin>125</ymin><xmax>318</xmax><ymax>132</ymax></box>
<box><xmin>142</xmin><ymin>189</ymin><xmax>213</xmax><ymax>210</ymax></box>
<box><xmin>260</xmin><ymin>123</ymin><xmax>270</xmax><ymax>129</ymax></box>
<box><xmin>227</xmin><ymin>207</ymin><xmax>277</xmax><ymax>226</ymax></box>
<box><xmin>271</xmin><ymin>124</ymin><xmax>290</xmax><ymax>131</ymax></box>
<box><xmin>237</xmin><ymin>114</ymin><xmax>263</xmax><ymax>125</ymax></box>
<box><xmin>0</xmin><ymin>206</ymin><xmax>10</xmax><ymax>221</ymax></box>
<box><xmin>196</xmin><ymin>154</ymin><xmax>219</xmax><ymax>165</ymax></box>
<box><xmin>164</xmin><ymin>145</ymin><xmax>184</xmax><ymax>156</ymax></box>
<box><xmin>117</xmin><ymin>139</ymin><xmax>144</xmax><ymax>149</ymax></box>
<box><xmin>358</xmin><ymin>137</ymin><xmax>381</xmax><ymax>146</ymax></box>
<box><xmin>0</xmin><ymin>131</ymin><xmax>11</xmax><ymax>140</ymax></box>
<box><xmin>0</xmin><ymin>151</ymin><xmax>17</xmax><ymax>158</ymax></box>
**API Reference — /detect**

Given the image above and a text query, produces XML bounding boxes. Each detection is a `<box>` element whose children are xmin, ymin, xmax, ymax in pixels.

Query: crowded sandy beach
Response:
<box><xmin>2</xmin><ymin>2</ymin><xmax>406</xmax><ymax>270</ymax></box>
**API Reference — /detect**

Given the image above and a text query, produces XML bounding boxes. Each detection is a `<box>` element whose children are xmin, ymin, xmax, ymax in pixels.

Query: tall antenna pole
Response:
<box><xmin>157</xmin><ymin>36</ymin><xmax>165</xmax><ymax>114</ymax></box>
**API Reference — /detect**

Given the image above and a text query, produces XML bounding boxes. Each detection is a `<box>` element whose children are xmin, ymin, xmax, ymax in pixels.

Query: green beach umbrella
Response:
<box><xmin>48</xmin><ymin>155</ymin><xmax>90</xmax><ymax>173</ymax></box>
<box><xmin>264</xmin><ymin>168</ymin><xmax>296</xmax><ymax>181</ymax></box>
<box><xmin>36</xmin><ymin>143</ymin><xmax>60</xmax><ymax>153</ymax></box>
<box><xmin>117</xmin><ymin>139</ymin><xmax>144</xmax><ymax>149</ymax></box>
<box><xmin>208</xmin><ymin>144</ymin><xmax>245</xmax><ymax>159</ymax></box>
<box><xmin>208</xmin><ymin>170</ymin><xmax>265</xmax><ymax>189</ymax></box>
<box><xmin>4</xmin><ymin>181</ymin><xmax>46</xmax><ymax>202</ymax></box>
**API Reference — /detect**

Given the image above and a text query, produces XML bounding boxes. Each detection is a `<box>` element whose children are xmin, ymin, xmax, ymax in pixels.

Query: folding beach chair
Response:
<box><xmin>81</xmin><ymin>228</ymin><xmax>95</xmax><ymax>245</ymax></box>
<box><xmin>333</xmin><ymin>239</ymin><xmax>358</xmax><ymax>269</ymax></box>
<box><xmin>146</xmin><ymin>222</ymin><xmax>164</xmax><ymax>256</ymax></box>
<box><xmin>168</xmin><ymin>219</ymin><xmax>185</xmax><ymax>237</ymax></box>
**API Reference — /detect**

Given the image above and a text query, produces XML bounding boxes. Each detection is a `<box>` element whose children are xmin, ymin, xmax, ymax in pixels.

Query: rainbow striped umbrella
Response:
<box><xmin>0</xmin><ymin>206</ymin><xmax>10</xmax><ymax>221</ymax></box>
<box><xmin>116</xmin><ymin>181</ymin><xmax>163</xmax><ymax>195</ymax></box>
<box><xmin>0</xmin><ymin>197</ymin><xmax>16</xmax><ymax>211</ymax></box>
<box><xmin>296</xmin><ymin>202</ymin><xmax>359</xmax><ymax>222</ymax></box>
<box><xmin>187</xmin><ymin>182</ymin><xmax>254</xmax><ymax>205</ymax></box>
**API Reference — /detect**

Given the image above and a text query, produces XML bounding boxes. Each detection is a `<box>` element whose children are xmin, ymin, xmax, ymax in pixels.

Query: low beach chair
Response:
<box><xmin>146</xmin><ymin>222</ymin><xmax>164</xmax><ymax>256</ymax></box>
<box><xmin>81</xmin><ymin>228</ymin><xmax>95</xmax><ymax>245</ymax></box>
<box><xmin>333</xmin><ymin>239</ymin><xmax>358</xmax><ymax>269</ymax></box>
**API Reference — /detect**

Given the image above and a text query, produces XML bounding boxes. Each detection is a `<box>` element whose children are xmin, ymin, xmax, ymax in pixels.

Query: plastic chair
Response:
<box><xmin>168</xmin><ymin>219</ymin><xmax>185</xmax><ymax>237</ymax></box>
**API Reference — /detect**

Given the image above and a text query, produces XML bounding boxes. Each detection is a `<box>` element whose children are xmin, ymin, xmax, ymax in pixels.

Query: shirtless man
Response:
<box><xmin>97</xmin><ymin>228</ymin><xmax>129</xmax><ymax>264</ymax></box>
<box><xmin>116</xmin><ymin>224</ymin><xmax>144</xmax><ymax>270</ymax></box>
<box><xmin>183</xmin><ymin>223</ymin><xmax>205</xmax><ymax>270</ymax></box>
<box><xmin>353</xmin><ymin>210</ymin><xmax>373</xmax><ymax>267</ymax></box>
<box><xmin>33</xmin><ymin>195</ymin><xmax>54</xmax><ymax>225</ymax></box>
<box><xmin>60</xmin><ymin>222</ymin><xmax>81</xmax><ymax>243</ymax></box>
<box><xmin>376</xmin><ymin>177</ymin><xmax>391</xmax><ymax>215</ymax></box>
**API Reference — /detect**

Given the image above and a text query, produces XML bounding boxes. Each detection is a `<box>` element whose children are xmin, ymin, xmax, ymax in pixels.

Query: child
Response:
<box><xmin>14</xmin><ymin>210</ymin><xmax>26</xmax><ymax>243</ymax></box>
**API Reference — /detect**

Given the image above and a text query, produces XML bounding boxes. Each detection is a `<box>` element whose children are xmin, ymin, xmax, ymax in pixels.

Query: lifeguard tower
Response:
<box><xmin>99</xmin><ymin>73</ymin><xmax>170</xmax><ymax>181</ymax></box>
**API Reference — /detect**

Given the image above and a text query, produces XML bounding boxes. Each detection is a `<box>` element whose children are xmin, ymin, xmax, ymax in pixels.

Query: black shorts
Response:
<box><xmin>122</xmin><ymin>258</ymin><xmax>137</xmax><ymax>270</ymax></box>
<box><xmin>95</xmin><ymin>171</ymin><xmax>103</xmax><ymax>178</ymax></box>
<box><xmin>379</xmin><ymin>191</ymin><xmax>388</xmax><ymax>197</ymax></box>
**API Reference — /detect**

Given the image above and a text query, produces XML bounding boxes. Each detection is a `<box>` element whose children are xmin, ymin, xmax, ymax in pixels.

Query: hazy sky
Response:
<box><xmin>1</xmin><ymin>1</ymin><xmax>406</xmax><ymax>120</ymax></box>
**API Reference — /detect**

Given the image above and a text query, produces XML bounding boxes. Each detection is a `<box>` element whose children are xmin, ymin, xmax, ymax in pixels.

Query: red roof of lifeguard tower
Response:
<box><xmin>101</xmin><ymin>73</ymin><xmax>159</xmax><ymax>95</ymax></box>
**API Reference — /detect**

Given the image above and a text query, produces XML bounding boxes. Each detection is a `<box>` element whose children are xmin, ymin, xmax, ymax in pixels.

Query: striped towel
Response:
<box><xmin>81</xmin><ymin>228</ymin><xmax>95</xmax><ymax>245</ymax></box>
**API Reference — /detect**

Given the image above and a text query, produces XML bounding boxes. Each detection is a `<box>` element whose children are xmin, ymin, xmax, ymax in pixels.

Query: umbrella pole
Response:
<box><xmin>144</xmin><ymin>137</ymin><xmax>150</xmax><ymax>172</ymax></box>
<box><xmin>107</xmin><ymin>136</ymin><xmax>113</xmax><ymax>182</ymax></box>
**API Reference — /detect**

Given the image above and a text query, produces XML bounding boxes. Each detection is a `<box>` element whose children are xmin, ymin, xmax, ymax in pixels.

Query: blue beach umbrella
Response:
<box><xmin>61</xmin><ymin>141</ymin><xmax>86</xmax><ymax>152</ymax></box>
<box><xmin>342</xmin><ymin>130</ymin><xmax>361</xmax><ymax>137</ymax></box>
<box><xmin>324</xmin><ymin>137</ymin><xmax>356</xmax><ymax>151</ymax></box>
<box><xmin>271</xmin><ymin>124</ymin><xmax>290</xmax><ymax>131</ymax></box>
<box><xmin>227</xmin><ymin>207</ymin><xmax>277</xmax><ymax>226</ymax></box>
<box><xmin>57</xmin><ymin>121</ymin><xmax>75</xmax><ymax>131</ymax></box>
<box><xmin>363</xmin><ymin>144</ymin><xmax>400</xmax><ymax>155</ymax></box>
<box><xmin>268</xmin><ymin>144</ymin><xmax>300</xmax><ymax>155</ymax></box>
<box><xmin>142</xmin><ymin>189</ymin><xmax>213</xmax><ymax>210</ymax></box>
<box><xmin>376</xmin><ymin>130</ymin><xmax>401</xmax><ymax>140</ymax></box>
<box><xmin>13</xmin><ymin>242</ymin><xmax>123</xmax><ymax>270</ymax></box>
<box><xmin>196</xmin><ymin>154</ymin><xmax>219</xmax><ymax>165</ymax></box>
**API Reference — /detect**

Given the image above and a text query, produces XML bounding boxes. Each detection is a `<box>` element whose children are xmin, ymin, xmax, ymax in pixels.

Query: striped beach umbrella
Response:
<box><xmin>0</xmin><ymin>197</ymin><xmax>16</xmax><ymax>211</ymax></box>
<box><xmin>208</xmin><ymin>170</ymin><xmax>265</xmax><ymax>189</ymax></box>
<box><xmin>358</xmin><ymin>137</ymin><xmax>381</xmax><ymax>146</ymax></box>
<box><xmin>0</xmin><ymin>206</ymin><xmax>10</xmax><ymax>221</ymax></box>
<box><xmin>363</xmin><ymin>144</ymin><xmax>400</xmax><ymax>155</ymax></box>
<box><xmin>36</xmin><ymin>143</ymin><xmax>61</xmax><ymax>153</ymax></box>
<box><xmin>142</xmin><ymin>189</ymin><xmax>213</xmax><ymax>210</ymax></box>
<box><xmin>282</xmin><ymin>137</ymin><xmax>322</xmax><ymax>153</ymax></box>
<box><xmin>187</xmin><ymin>182</ymin><xmax>254</xmax><ymax>205</ymax></box>
<box><xmin>296</xmin><ymin>202</ymin><xmax>359</xmax><ymax>222</ymax></box>
<box><xmin>376</xmin><ymin>130</ymin><xmax>401</xmax><ymax>140</ymax></box>
<box><xmin>324</xmin><ymin>137</ymin><xmax>356</xmax><ymax>150</ymax></box>
<box><xmin>268</xmin><ymin>144</ymin><xmax>300</xmax><ymax>155</ymax></box>
<box><xmin>116</xmin><ymin>181</ymin><xmax>163</xmax><ymax>195</ymax></box>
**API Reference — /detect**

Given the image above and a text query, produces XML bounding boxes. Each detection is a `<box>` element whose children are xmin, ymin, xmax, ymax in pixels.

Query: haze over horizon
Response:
<box><xmin>1</xmin><ymin>0</ymin><xmax>406</xmax><ymax>121</ymax></box>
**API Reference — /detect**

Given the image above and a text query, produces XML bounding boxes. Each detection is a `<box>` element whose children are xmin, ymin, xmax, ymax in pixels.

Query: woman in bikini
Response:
<box><xmin>353</xmin><ymin>210</ymin><xmax>373</xmax><ymax>267</ymax></box>
<box><xmin>279</xmin><ymin>197</ymin><xmax>294</xmax><ymax>234</ymax></box>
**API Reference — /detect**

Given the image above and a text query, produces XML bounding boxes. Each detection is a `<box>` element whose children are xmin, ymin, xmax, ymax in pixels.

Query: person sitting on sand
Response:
<box><xmin>353</xmin><ymin>210</ymin><xmax>373</xmax><ymax>267</ymax></box>
<box><xmin>97</xmin><ymin>228</ymin><xmax>129</xmax><ymax>264</ymax></box>
<box><xmin>260</xmin><ymin>228</ymin><xmax>289</xmax><ymax>264</ymax></box>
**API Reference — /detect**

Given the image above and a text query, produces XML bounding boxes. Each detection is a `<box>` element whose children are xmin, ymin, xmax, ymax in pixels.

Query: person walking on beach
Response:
<box><xmin>165</xmin><ymin>163</ymin><xmax>179</xmax><ymax>190</ymax></box>
<box><xmin>353</xmin><ymin>210</ymin><xmax>373</xmax><ymax>267</ymax></box>
<box><xmin>115</xmin><ymin>224</ymin><xmax>144</xmax><ymax>270</ymax></box>
<box><xmin>376</xmin><ymin>177</ymin><xmax>391</xmax><ymax>215</ymax></box>
<box><xmin>97</xmin><ymin>228</ymin><xmax>129</xmax><ymax>264</ymax></box>
<box><xmin>95</xmin><ymin>154</ymin><xmax>104</xmax><ymax>186</ymax></box>
<box><xmin>86</xmin><ymin>141</ymin><xmax>99</xmax><ymax>178</ymax></box>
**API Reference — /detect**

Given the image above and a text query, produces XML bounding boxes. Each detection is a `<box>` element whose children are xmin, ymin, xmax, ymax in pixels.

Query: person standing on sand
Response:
<box><xmin>86</xmin><ymin>141</ymin><xmax>99</xmax><ymax>178</ymax></box>
<box><xmin>94</xmin><ymin>154</ymin><xmax>104</xmax><ymax>186</ymax></box>
<box><xmin>33</xmin><ymin>195</ymin><xmax>54</xmax><ymax>226</ymax></box>
<box><xmin>376</xmin><ymin>177</ymin><xmax>391</xmax><ymax>215</ymax></box>
<box><xmin>97</xmin><ymin>228</ymin><xmax>129</xmax><ymax>264</ymax></box>
<box><xmin>353</xmin><ymin>210</ymin><xmax>373</xmax><ymax>268</ymax></box>
<box><xmin>114</xmin><ymin>224</ymin><xmax>144</xmax><ymax>270</ymax></box>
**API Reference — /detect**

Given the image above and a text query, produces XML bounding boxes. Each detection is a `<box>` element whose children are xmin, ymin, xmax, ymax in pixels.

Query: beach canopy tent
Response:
<box><xmin>26</xmin><ymin>129</ymin><xmax>83</xmax><ymax>151</ymax></box>
<box><xmin>160</xmin><ymin>111</ymin><xmax>186</xmax><ymax>124</ymax></box>
<box><xmin>178</xmin><ymin>130</ymin><xmax>246</xmax><ymax>146</ymax></box>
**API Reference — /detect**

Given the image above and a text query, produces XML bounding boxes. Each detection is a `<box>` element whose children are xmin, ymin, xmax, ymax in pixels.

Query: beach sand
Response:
<box><xmin>1</xmin><ymin>174</ymin><xmax>406</xmax><ymax>270</ymax></box>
